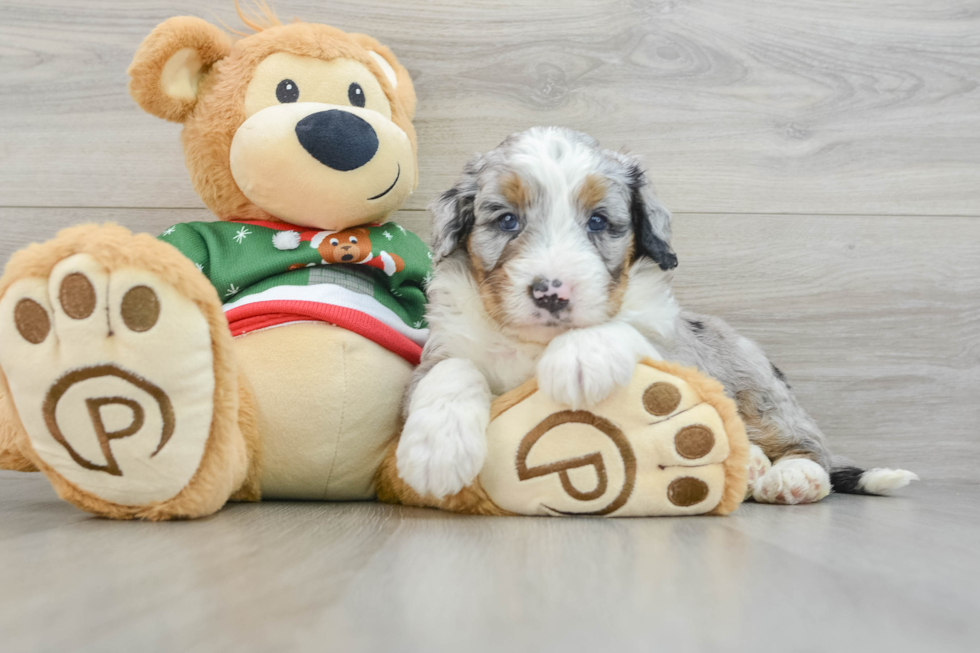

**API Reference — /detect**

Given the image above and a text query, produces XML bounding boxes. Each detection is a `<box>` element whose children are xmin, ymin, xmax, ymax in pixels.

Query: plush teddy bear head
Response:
<box><xmin>128</xmin><ymin>6</ymin><xmax>417</xmax><ymax>231</ymax></box>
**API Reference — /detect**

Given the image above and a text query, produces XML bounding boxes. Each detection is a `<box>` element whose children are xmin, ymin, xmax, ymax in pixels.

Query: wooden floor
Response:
<box><xmin>1</xmin><ymin>470</ymin><xmax>977</xmax><ymax>653</ymax></box>
<box><xmin>0</xmin><ymin>1</ymin><xmax>978</xmax><ymax>651</ymax></box>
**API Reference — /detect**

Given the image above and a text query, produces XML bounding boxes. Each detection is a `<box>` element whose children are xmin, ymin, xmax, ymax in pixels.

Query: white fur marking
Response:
<box><xmin>745</xmin><ymin>443</ymin><xmax>772</xmax><ymax>497</ymax></box>
<box><xmin>753</xmin><ymin>458</ymin><xmax>830</xmax><ymax>505</ymax></box>
<box><xmin>536</xmin><ymin>321</ymin><xmax>659</xmax><ymax>408</ymax></box>
<box><xmin>397</xmin><ymin>358</ymin><xmax>491</xmax><ymax>498</ymax></box>
<box><xmin>859</xmin><ymin>468</ymin><xmax>919</xmax><ymax>494</ymax></box>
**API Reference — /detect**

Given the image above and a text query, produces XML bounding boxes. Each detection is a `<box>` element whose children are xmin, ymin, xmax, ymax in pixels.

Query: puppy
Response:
<box><xmin>397</xmin><ymin>127</ymin><xmax>917</xmax><ymax>504</ymax></box>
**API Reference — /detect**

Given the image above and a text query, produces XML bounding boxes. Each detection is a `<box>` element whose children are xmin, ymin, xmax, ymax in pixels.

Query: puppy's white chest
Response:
<box><xmin>477</xmin><ymin>341</ymin><xmax>543</xmax><ymax>396</ymax></box>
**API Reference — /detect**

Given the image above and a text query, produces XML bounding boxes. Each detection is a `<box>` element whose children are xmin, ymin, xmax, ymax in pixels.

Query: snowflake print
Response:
<box><xmin>162</xmin><ymin>226</ymin><xmax>177</xmax><ymax>236</ymax></box>
<box><xmin>195</xmin><ymin>263</ymin><xmax>204</xmax><ymax>272</ymax></box>
<box><xmin>396</xmin><ymin>224</ymin><xmax>406</xmax><ymax>234</ymax></box>
<box><xmin>225</xmin><ymin>283</ymin><xmax>240</xmax><ymax>297</ymax></box>
<box><xmin>427</xmin><ymin>251</ymin><xmax>433</xmax><ymax>260</ymax></box>
<box><xmin>383</xmin><ymin>230</ymin><xmax>393</xmax><ymax>241</ymax></box>
<box><xmin>233</xmin><ymin>226</ymin><xmax>252</xmax><ymax>244</ymax></box>
<box><xmin>413</xmin><ymin>320</ymin><xmax>423</xmax><ymax>329</ymax></box>
<box><xmin>423</xmin><ymin>271</ymin><xmax>433</xmax><ymax>286</ymax></box>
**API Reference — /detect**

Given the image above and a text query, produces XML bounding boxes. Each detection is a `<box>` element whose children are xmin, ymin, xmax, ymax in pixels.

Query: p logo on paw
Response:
<box><xmin>0</xmin><ymin>253</ymin><xmax>217</xmax><ymax>507</ymax></box>
<box><xmin>479</xmin><ymin>359</ymin><xmax>749</xmax><ymax>517</ymax></box>
<box><xmin>42</xmin><ymin>364</ymin><xmax>175</xmax><ymax>477</ymax></box>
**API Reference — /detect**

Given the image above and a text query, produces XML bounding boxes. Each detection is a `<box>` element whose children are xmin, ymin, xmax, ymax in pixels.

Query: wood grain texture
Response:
<box><xmin>671</xmin><ymin>213</ymin><xmax>980</xmax><ymax>483</ymax></box>
<box><xmin>0</xmin><ymin>3</ymin><xmax>978</xmax><ymax>648</ymax></box>
<box><xmin>0</xmin><ymin>0</ymin><xmax>978</xmax><ymax>214</ymax></box>
<box><xmin>0</xmin><ymin>471</ymin><xmax>977</xmax><ymax>652</ymax></box>
<box><xmin>2</xmin><ymin>207</ymin><xmax>977</xmax><ymax>482</ymax></box>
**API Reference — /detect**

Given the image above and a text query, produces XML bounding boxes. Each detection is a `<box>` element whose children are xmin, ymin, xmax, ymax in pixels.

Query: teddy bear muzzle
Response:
<box><xmin>229</xmin><ymin>101</ymin><xmax>415</xmax><ymax>231</ymax></box>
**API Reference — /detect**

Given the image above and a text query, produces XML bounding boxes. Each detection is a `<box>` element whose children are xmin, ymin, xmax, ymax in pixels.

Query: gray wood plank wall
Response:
<box><xmin>0</xmin><ymin>1</ymin><xmax>977</xmax><ymax>481</ymax></box>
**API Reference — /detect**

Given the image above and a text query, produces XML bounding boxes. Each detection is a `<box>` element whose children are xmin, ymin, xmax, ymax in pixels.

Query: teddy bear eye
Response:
<box><xmin>349</xmin><ymin>236</ymin><xmax>358</xmax><ymax>244</ymax></box>
<box><xmin>329</xmin><ymin>238</ymin><xmax>339</xmax><ymax>246</ymax></box>
<box><xmin>276</xmin><ymin>79</ymin><xmax>299</xmax><ymax>103</ymax></box>
<box><xmin>348</xmin><ymin>82</ymin><xmax>365</xmax><ymax>108</ymax></box>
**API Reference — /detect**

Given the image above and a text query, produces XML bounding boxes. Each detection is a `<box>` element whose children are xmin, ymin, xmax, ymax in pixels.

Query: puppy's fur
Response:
<box><xmin>397</xmin><ymin>127</ymin><xmax>917</xmax><ymax>504</ymax></box>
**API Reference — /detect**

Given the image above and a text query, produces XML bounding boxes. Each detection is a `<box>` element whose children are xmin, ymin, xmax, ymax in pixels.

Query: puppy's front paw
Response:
<box><xmin>752</xmin><ymin>458</ymin><xmax>830</xmax><ymax>504</ymax></box>
<box><xmin>397</xmin><ymin>409</ymin><xmax>487</xmax><ymax>499</ymax></box>
<box><xmin>396</xmin><ymin>359</ymin><xmax>491</xmax><ymax>499</ymax></box>
<box><xmin>537</xmin><ymin>326</ymin><xmax>651</xmax><ymax>408</ymax></box>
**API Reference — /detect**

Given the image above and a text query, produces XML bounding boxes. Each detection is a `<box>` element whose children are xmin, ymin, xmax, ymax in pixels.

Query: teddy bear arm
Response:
<box><xmin>158</xmin><ymin>222</ymin><xmax>213</xmax><ymax>282</ymax></box>
<box><xmin>159</xmin><ymin>222</ymin><xmax>326</xmax><ymax>303</ymax></box>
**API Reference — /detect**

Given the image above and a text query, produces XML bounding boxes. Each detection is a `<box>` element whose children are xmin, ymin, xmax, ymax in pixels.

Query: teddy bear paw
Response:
<box><xmin>0</xmin><ymin>252</ymin><xmax>216</xmax><ymax>507</ymax></box>
<box><xmin>480</xmin><ymin>362</ymin><xmax>747</xmax><ymax>516</ymax></box>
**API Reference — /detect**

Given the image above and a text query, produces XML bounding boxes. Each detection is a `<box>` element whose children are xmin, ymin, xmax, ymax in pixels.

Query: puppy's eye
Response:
<box><xmin>329</xmin><ymin>238</ymin><xmax>340</xmax><ymax>246</ymax></box>
<box><xmin>348</xmin><ymin>82</ymin><xmax>365</xmax><ymax>108</ymax></box>
<box><xmin>349</xmin><ymin>236</ymin><xmax>358</xmax><ymax>244</ymax></box>
<box><xmin>497</xmin><ymin>214</ymin><xmax>521</xmax><ymax>233</ymax></box>
<box><xmin>587</xmin><ymin>214</ymin><xmax>608</xmax><ymax>233</ymax></box>
<box><xmin>276</xmin><ymin>79</ymin><xmax>299</xmax><ymax>103</ymax></box>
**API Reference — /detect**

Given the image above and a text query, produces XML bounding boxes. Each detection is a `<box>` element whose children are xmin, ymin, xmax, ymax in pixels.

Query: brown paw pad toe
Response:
<box><xmin>14</xmin><ymin>298</ymin><xmax>50</xmax><ymax>344</ymax></box>
<box><xmin>59</xmin><ymin>272</ymin><xmax>97</xmax><ymax>320</ymax></box>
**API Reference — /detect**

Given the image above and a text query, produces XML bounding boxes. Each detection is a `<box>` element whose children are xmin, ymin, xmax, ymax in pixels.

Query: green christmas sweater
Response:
<box><xmin>159</xmin><ymin>219</ymin><xmax>432</xmax><ymax>364</ymax></box>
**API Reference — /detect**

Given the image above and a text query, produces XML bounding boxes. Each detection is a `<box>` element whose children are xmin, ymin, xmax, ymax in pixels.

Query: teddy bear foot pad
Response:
<box><xmin>479</xmin><ymin>360</ymin><xmax>748</xmax><ymax>517</ymax></box>
<box><xmin>0</xmin><ymin>225</ymin><xmax>250</xmax><ymax>518</ymax></box>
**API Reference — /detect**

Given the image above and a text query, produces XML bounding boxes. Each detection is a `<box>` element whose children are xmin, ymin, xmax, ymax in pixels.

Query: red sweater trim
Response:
<box><xmin>225</xmin><ymin>300</ymin><xmax>422</xmax><ymax>365</ymax></box>
<box><xmin>228</xmin><ymin>218</ymin><xmax>299</xmax><ymax>231</ymax></box>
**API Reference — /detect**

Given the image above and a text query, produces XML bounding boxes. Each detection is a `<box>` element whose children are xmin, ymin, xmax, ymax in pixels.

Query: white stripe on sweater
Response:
<box><xmin>222</xmin><ymin>283</ymin><xmax>428</xmax><ymax>346</ymax></box>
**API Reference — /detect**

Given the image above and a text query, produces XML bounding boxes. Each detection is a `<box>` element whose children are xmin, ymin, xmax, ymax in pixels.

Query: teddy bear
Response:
<box><xmin>0</xmin><ymin>7</ymin><xmax>430</xmax><ymax>519</ymax></box>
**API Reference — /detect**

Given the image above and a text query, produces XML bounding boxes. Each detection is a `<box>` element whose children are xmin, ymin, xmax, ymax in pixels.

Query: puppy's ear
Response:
<box><xmin>128</xmin><ymin>17</ymin><xmax>232</xmax><ymax>123</ymax></box>
<box><xmin>429</xmin><ymin>155</ymin><xmax>484</xmax><ymax>264</ymax></box>
<box><xmin>628</xmin><ymin>164</ymin><xmax>678</xmax><ymax>271</ymax></box>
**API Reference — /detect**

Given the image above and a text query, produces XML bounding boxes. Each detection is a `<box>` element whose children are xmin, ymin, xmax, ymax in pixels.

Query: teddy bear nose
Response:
<box><xmin>295</xmin><ymin>109</ymin><xmax>379</xmax><ymax>171</ymax></box>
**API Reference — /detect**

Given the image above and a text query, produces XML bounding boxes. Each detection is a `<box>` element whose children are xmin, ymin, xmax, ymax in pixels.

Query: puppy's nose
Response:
<box><xmin>529</xmin><ymin>277</ymin><xmax>569</xmax><ymax>314</ymax></box>
<box><xmin>295</xmin><ymin>109</ymin><xmax>379</xmax><ymax>171</ymax></box>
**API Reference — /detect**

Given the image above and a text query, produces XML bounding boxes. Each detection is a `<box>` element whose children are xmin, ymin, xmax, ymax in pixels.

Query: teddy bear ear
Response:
<box><xmin>349</xmin><ymin>34</ymin><xmax>417</xmax><ymax>121</ymax></box>
<box><xmin>128</xmin><ymin>16</ymin><xmax>232</xmax><ymax>123</ymax></box>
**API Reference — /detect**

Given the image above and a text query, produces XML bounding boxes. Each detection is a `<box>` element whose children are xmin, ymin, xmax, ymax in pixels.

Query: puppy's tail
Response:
<box><xmin>830</xmin><ymin>465</ymin><xmax>919</xmax><ymax>495</ymax></box>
